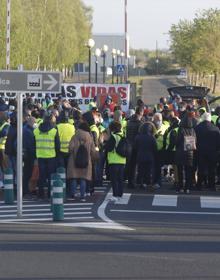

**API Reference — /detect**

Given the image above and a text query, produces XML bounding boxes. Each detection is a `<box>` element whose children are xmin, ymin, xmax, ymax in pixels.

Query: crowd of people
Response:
<box><xmin>0</xmin><ymin>92</ymin><xmax>220</xmax><ymax>202</ymax></box>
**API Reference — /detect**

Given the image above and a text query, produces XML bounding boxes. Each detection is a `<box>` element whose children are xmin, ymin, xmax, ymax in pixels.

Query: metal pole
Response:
<box><xmin>17</xmin><ymin>92</ymin><xmax>23</xmax><ymax>217</ymax></box>
<box><xmin>6</xmin><ymin>0</ymin><xmax>11</xmax><ymax>70</ymax></box>
<box><xmin>89</xmin><ymin>48</ymin><xmax>91</xmax><ymax>83</ymax></box>
<box><xmin>95</xmin><ymin>58</ymin><xmax>98</xmax><ymax>83</ymax></box>
<box><xmin>112</xmin><ymin>55</ymin><xmax>115</xmax><ymax>84</ymax></box>
<box><xmin>120</xmin><ymin>56</ymin><xmax>123</xmax><ymax>84</ymax></box>
<box><xmin>103</xmin><ymin>53</ymin><xmax>106</xmax><ymax>84</ymax></box>
<box><xmin>116</xmin><ymin>55</ymin><xmax>119</xmax><ymax>84</ymax></box>
<box><xmin>124</xmin><ymin>0</ymin><xmax>128</xmax><ymax>82</ymax></box>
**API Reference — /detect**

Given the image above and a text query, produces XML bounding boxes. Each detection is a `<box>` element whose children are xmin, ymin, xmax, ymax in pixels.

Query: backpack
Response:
<box><xmin>115</xmin><ymin>134</ymin><xmax>131</xmax><ymax>158</ymax></box>
<box><xmin>75</xmin><ymin>141</ymin><xmax>89</xmax><ymax>168</ymax></box>
<box><xmin>184</xmin><ymin>135</ymin><xmax>196</xmax><ymax>151</ymax></box>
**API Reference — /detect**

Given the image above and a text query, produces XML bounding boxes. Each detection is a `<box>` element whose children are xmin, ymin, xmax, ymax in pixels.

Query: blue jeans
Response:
<box><xmin>70</xmin><ymin>179</ymin><xmax>86</xmax><ymax>198</ymax></box>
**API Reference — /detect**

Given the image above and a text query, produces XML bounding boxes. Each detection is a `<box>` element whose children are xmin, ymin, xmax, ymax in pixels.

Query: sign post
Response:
<box><xmin>0</xmin><ymin>70</ymin><xmax>61</xmax><ymax>217</ymax></box>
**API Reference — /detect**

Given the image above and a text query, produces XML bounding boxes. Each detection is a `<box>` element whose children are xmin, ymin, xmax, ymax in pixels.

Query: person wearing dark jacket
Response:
<box><xmin>134</xmin><ymin>122</ymin><xmax>157</xmax><ymax>188</ymax></box>
<box><xmin>175</xmin><ymin>115</ymin><xmax>196</xmax><ymax>193</ymax></box>
<box><xmin>195</xmin><ymin>112</ymin><xmax>220</xmax><ymax>191</ymax></box>
<box><xmin>126</xmin><ymin>106</ymin><xmax>144</xmax><ymax>188</ymax></box>
<box><xmin>23</xmin><ymin>117</ymin><xmax>37</xmax><ymax>197</ymax></box>
<box><xmin>33</xmin><ymin>111</ymin><xmax>60</xmax><ymax>199</ymax></box>
<box><xmin>5</xmin><ymin>111</ymin><xmax>17</xmax><ymax>186</ymax></box>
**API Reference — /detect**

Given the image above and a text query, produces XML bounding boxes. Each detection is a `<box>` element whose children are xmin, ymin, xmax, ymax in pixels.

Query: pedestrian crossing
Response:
<box><xmin>115</xmin><ymin>194</ymin><xmax>220</xmax><ymax>210</ymax></box>
<box><xmin>0</xmin><ymin>200</ymin><xmax>95</xmax><ymax>223</ymax></box>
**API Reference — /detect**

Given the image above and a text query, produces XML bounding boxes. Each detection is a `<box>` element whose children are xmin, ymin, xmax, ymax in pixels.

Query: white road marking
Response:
<box><xmin>200</xmin><ymin>196</ymin><xmax>220</xmax><ymax>209</ymax></box>
<box><xmin>0</xmin><ymin>200</ymin><xmax>94</xmax><ymax>208</ymax></box>
<box><xmin>0</xmin><ymin>211</ymin><xmax>92</xmax><ymax>218</ymax></box>
<box><xmin>0</xmin><ymin>216</ymin><xmax>94</xmax><ymax>223</ymax></box>
<box><xmin>115</xmin><ymin>193</ymin><xmax>131</xmax><ymax>205</ymax></box>
<box><xmin>97</xmin><ymin>191</ymin><xmax>134</xmax><ymax>231</ymax></box>
<box><xmin>0</xmin><ymin>207</ymin><xmax>91</xmax><ymax>213</ymax></box>
<box><xmin>152</xmin><ymin>195</ymin><xmax>177</xmax><ymax>207</ymax></box>
<box><xmin>111</xmin><ymin>209</ymin><xmax>220</xmax><ymax>215</ymax></box>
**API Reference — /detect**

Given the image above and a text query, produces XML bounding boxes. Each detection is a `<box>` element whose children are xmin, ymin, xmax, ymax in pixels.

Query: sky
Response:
<box><xmin>83</xmin><ymin>0</ymin><xmax>220</xmax><ymax>50</ymax></box>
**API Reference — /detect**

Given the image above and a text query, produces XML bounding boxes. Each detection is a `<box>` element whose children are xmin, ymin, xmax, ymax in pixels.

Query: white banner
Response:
<box><xmin>0</xmin><ymin>83</ymin><xmax>130</xmax><ymax>112</ymax></box>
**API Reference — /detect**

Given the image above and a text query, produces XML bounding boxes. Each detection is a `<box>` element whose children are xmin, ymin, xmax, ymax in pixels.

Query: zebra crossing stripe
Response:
<box><xmin>152</xmin><ymin>195</ymin><xmax>177</xmax><ymax>207</ymax></box>
<box><xmin>200</xmin><ymin>197</ymin><xmax>220</xmax><ymax>209</ymax></box>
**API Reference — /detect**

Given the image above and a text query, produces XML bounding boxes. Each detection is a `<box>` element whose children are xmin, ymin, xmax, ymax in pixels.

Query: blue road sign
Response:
<box><xmin>116</xmin><ymin>64</ymin><xmax>125</xmax><ymax>74</ymax></box>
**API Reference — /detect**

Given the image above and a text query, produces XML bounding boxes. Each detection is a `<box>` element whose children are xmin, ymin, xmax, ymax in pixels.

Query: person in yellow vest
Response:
<box><xmin>34</xmin><ymin>111</ymin><xmax>60</xmax><ymax>199</ymax></box>
<box><xmin>0</xmin><ymin>102</ymin><xmax>10</xmax><ymax>188</ymax></box>
<box><xmin>105</xmin><ymin>121</ymin><xmax>126</xmax><ymax>202</ymax></box>
<box><xmin>113</xmin><ymin>109</ymin><xmax>127</xmax><ymax>136</ymax></box>
<box><xmin>153</xmin><ymin>112</ymin><xmax>170</xmax><ymax>189</ymax></box>
<box><xmin>57</xmin><ymin>110</ymin><xmax>75</xmax><ymax>168</ymax></box>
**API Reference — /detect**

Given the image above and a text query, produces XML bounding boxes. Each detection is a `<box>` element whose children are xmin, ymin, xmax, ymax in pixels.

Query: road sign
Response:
<box><xmin>0</xmin><ymin>70</ymin><xmax>61</xmax><ymax>92</ymax></box>
<box><xmin>116</xmin><ymin>64</ymin><xmax>125</xmax><ymax>75</ymax></box>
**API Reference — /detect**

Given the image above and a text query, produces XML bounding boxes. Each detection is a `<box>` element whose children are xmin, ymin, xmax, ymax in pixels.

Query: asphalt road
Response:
<box><xmin>141</xmin><ymin>75</ymin><xmax>188</xmax><ymax>105</ymax></box>
<box><xmin>1</xmin><ymin>187</ymin><xmax>220</xmax><ymax>280</ymax></box>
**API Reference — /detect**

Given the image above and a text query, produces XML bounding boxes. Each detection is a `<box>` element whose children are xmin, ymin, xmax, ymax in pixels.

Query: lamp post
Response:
<box><xmin>120</xmin><ymin>52</ymin><xmax>125</xmax><ymax>83</ymax></box>
<box><xmin>87</xmin><ymin>38</ymin><xmax>95</xmax><ymax>83</ymax></box>
<box><xmin>102</xmin><ymin>44</ymin><xmax>108</xmax><ymax>83</ymax></box>
<box><xmin>95</xmin><ymin>48</ymin><xmax>101</xmax><ymax>83</ymax></box>
<box><xmin>116</xmin><ymin>49</ymin><xmax>121</xmax><ymax>83</ymax></box>
<box><xmin>112</xmin><ymin>48</ymin><xmax>116</xmax><ymax>84</ymax></box>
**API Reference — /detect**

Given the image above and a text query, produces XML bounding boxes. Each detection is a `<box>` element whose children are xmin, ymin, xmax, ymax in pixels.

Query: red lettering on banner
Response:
<box><xmin>97</xmin><ymin>87</ymin><xmax>107</xmax><ymax>95</ymax></box>
<box><xmin>108</xmin><ymin>87</ymin><xmax>117</xmax><ymax>94</ymax></box>
<box><xmin>118</xmin><ymin>87</ymin><xmax>127</xmax><ymax>99</ymax></box>
<box><xmin>91</xmin><ymin>87</ymin><xmax>96</xmax><ymax>98</ymax></box>
<box><xmin>81</xmin><ymin>86</ymin><xmax>90</xmax><ymax>98</ymax></box>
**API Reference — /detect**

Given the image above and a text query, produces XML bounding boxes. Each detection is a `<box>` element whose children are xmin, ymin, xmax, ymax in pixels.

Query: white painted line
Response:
<box><xmin>0</xmin><ymin>211</ymin><xmax>92</xmax><ymax>218</ymax></box>
<box><xmin>0</xmin><ymin>216</ymin><xmax>94</xmax><ymax>223</ymax></box>
<box><xmin>111</xmin><ymin>209</ymin><xmax>220</xmax><ymax>216</ymax></box>
<box><xmin>115</xmin><ymin>193</ymin><xmax>131</xmax><ymax>205</ymax></box>
<box><xmin>0</xmin><ymin>202</ymin><xmax>94</xmax><ymax>207</ymax></box>
<box><xmin>55</xmin><ymin>222</ymin><xmax>134</xmax><ymax>230</ymax></box>
<box><xmin>152</xmin><ymin>195</ymin><xmax>177</xmax><ymax>207</ymax></box>
<box><xmin>0</xmin><ymin>207</ymin><xmax>91</xmax><ymax>213</ymax></box>
<box><xmin>97</xmin><ymin>191</ymin><xmax>134</xmax><ymax>231</ymax></box>
<box><xmin>200</xmin><ymin>197</ymin><xmax>220</xmax><ymax>209</ymax></box>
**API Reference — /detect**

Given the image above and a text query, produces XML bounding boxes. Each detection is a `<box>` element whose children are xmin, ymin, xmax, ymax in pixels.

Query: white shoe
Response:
<box><xmin>107</xmin><ymin>196</ymin><xmax>118</xmax><ymax>202</ymax></box>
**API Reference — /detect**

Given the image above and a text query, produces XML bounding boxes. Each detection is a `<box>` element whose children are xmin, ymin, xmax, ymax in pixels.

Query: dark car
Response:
<box><xmin>167</xmin><ymin>86</ymin><xmax>210</xmax><ymax>101</ymax></box>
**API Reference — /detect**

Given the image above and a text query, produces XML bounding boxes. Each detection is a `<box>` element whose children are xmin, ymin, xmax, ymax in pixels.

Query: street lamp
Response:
<box><xmin>116</xmin><ymin>49</ymin><xmax>121</xmax><ymax>83</ymax></box>
<box><xmin>120</xmin><ymin>52</ymin><xmax>125</xmax><ymax>83</ymax></box>
<box><xmin>112</xmin><ymin>48</ymin><xmax>116</xmax><ymax>84</ymax></box>
<box><xmin>86</xmin><ymin>38</ymin><xmax>95</xmax><ymax>83</ymax></box>
<box><xmin>94</xmin><ymin>48</ymin><xmax>101</xmax><ymax>83</ymax></box>
<box><xmin>102</xmin><ymin>44</ymin><xmax>108</xmax><ymax>83</ymax></box>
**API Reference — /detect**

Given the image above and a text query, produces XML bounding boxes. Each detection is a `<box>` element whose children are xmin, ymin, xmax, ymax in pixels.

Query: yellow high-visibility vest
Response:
<box><xmin>107</xmin><ymin>133</ymin><xmax>126</xmax><ymax>165</ymax></box>
<box><xmin>34</xmin><ymin>127</ymin><xmax>57</xmax><ymax>158</ymax></box>
<box><xmin>57</xmin><ymin>123</ymin><xmax>75</xmax><ymax>153</ymax></box>
<box><xmin>0</xmin><ymin>122</ymin><xmax>9</xmax><ymax>150</ymax></box>
<box><xmin>90</xmin><ymin>124</ymin><xmax>100</xmax><ymax>151</ymax></box>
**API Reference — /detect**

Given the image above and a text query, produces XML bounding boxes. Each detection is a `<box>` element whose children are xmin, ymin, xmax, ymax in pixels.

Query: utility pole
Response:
<box><xmin>124</xmin><ymin>0</ymin><xmax>128</xmax><ymax>83</ymax></box>
<box><xmin>6</xmin><ymin>0</ymin><xmax>11</xmax><ymax>70</ymax></box>
<box><xmin>156</xmin><ymin>40</ymin><xmax>159</xmax><ymax>75</ymax></box>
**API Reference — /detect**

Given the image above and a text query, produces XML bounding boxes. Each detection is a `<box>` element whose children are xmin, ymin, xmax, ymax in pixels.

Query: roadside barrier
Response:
<box><xmin>56</xmin><ymin>167</ymin><xmax>66</xmax><ymax>201</ymax></box>
<box><xmin>4</xmin><ymin>168</ymin><xmax>14</xmax><ymax>204</ymax></box>
<box><xmin>52</xmin><ymin>178</ymin><xmax>64</xmax><ymax>221</ymax></box>
<box><xmin>50</xmin><ymin>173</ymin><xmax>61</xmax><ymax>212</ymax></box>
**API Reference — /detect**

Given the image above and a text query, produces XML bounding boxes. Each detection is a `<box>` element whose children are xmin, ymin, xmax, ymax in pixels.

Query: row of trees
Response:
<box><xmin>169</xmin><ymin>8</ymin><xmax>220</xmax><ymax>93</ymax></box>
<box><xmin>130</xmin><ymin>48</ymin><xmax>177</xmax><ymax>75</ymax></box>
<box><xmin>0</xmin><ymin>0</ymin><xmax>92</xmax><ymax>70</ymax></box>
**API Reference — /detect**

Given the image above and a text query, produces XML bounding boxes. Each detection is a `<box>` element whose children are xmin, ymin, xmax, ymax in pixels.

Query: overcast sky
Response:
<box><xmin>83</xmin><ymin>0</ymin><xmax>220</xmax><ymax>50</ymax></box>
